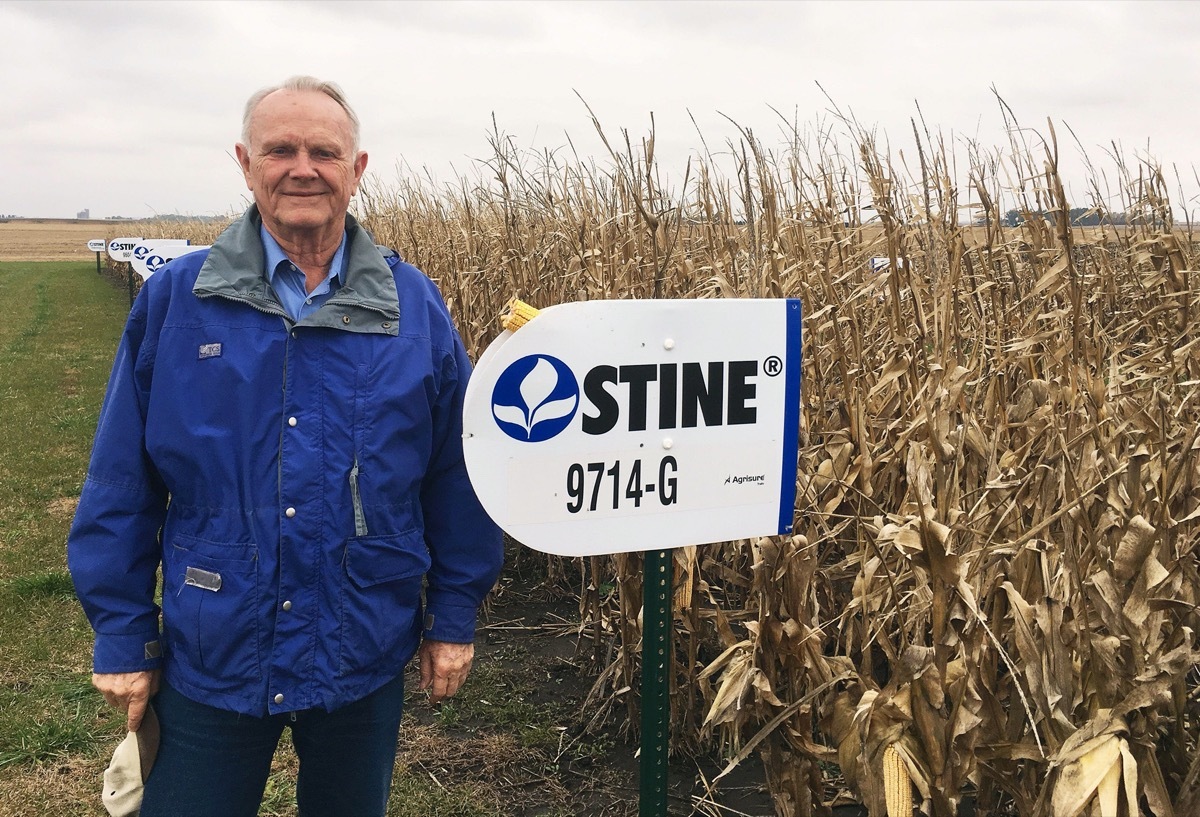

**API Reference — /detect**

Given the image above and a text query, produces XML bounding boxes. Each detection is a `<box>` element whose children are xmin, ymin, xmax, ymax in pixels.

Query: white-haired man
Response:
<box><xmin>69</xmin><ymin>76</ymin><xmax>503</xmax><ymax>817</ymax></box>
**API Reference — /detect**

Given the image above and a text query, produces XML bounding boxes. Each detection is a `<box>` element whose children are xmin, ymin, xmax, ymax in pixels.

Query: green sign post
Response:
<box><xmin>639</xmin><ymin>548</ymin><xmax>673</xmax><ymax>815</ymax></box>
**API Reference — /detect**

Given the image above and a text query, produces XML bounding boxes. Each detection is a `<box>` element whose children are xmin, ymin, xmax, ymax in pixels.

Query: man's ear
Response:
<box><xmin>352</xmin><ymin>150</ymin><xmax>369</xmax><ymax>191</ymax></box>
<box><xmin>235</xmin><ymin>143</ymin><xmax>254</xmax><ymax>189</ymax></box>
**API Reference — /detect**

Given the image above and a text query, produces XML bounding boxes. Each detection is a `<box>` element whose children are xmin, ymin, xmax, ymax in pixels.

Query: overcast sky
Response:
<box><xmin>3</xmin><ymin>0</ymin><xmax>1198</xmax><ymax>221</ymax></box>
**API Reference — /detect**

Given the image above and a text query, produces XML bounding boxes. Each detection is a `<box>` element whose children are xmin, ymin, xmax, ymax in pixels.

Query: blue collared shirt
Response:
<box><xmin>261</xmin><ymin>225</ymin><xmax>348</xmax><ymax>321</ymax></box>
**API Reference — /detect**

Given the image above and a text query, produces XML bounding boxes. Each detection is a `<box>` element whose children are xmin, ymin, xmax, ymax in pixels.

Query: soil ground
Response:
<box><xmin>0</xmin><ymin>219</ymin><xmax>131</xmax><ymax>262</ymax></box>
<box><xmin>433</xmin><ymin>544</ymin><xmax>786</xmax><ymax>816</ymax></box>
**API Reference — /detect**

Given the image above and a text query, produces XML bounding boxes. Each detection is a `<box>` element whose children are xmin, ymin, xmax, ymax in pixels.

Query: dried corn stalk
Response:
<box><xmin>231</xmin><ymin>100</ymin><xmax>1200</xmax><ymax>817</ymax></box>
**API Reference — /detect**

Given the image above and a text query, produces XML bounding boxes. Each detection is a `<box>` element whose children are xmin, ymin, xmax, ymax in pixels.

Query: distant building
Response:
<box><xmin>77</xmin><ymin>208</ymin><xmax>90</xmax><ymax>220</ymax></box>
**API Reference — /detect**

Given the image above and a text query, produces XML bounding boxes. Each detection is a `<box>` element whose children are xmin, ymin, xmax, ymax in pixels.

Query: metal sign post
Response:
<box><xmin>640</xmin><ymin>547</ymin><xmax>673</xmax><ymax>815</ymax></box>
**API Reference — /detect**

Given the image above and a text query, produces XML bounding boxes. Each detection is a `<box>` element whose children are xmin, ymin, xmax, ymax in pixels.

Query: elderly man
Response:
<box><xmin>68</xmin><ymin>76</ymin><xmax>503</xmax><ymax>817</ymax></box>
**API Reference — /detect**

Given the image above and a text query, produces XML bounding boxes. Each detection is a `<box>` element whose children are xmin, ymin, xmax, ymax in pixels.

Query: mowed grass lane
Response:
<box><xmin>0</xmin><ymin>261</ymin><xmax>127</xmax><ymax>816</ymax></box>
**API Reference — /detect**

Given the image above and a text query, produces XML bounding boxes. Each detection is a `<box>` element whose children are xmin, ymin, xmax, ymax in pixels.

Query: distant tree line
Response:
<box><xmin>1001</xmin><ymin>208</ymin><xmax>1128</xmax><ymax>227</ymax></box>
<box><xmin>96</xmin><ymin>214</ymin><xmax>227</xmax><ymax>222</ymax></box>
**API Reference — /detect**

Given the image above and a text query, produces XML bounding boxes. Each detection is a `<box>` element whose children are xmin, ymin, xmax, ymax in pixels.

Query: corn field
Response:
<box><xmin>124</xmin><ymin>104</ymin><xmax>1199</xmax><ymax>816</ymax></box>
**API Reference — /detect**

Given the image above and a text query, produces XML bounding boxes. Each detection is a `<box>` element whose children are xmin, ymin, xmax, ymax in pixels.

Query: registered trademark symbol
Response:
<box><xmin>764</xmin><ymin>355</ymin><xmax>783</xmax><ymax>377</ymax></box>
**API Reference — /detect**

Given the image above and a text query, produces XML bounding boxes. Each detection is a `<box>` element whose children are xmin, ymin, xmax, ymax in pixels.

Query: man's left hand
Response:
<box><xmin>417</xmin><ymin>640</ymin><xmax>474</xmax><ymax>704</ymax></box>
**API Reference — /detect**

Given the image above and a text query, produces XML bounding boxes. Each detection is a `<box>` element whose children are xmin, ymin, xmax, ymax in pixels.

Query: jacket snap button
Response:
<box><xmin>342</xmin><ymin>316</ymin><xmax>351</xmax><ymax>324</ymax></box>
<box><xmin>285</xmin><ymin>507</ymin><xmax>296</xmax><ymax>518</ymax></box>
<box><xmin>288</xmin><ymin>417</ymin><xmax>297</xmax><ymax>427</ymax></box>
<box><xmin>382</xmin><ymin>322</ymin><xmax>391</xmax><ymax>329</ymax></box>
<box><xmin>282</xmin><ymin>600</ymin><xmax>293</xmax><ymax>611</ymax></box>
<box><xmin>274</xmin><ymin>693</ymin><xmax>284</xmax><ymax>705</ymax></box>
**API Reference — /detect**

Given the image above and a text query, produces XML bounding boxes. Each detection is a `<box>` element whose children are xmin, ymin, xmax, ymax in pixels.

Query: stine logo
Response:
<box><xmin>582</xmin><ymin>361</ymin><xmax>758</xmax><ymax>434</ymax></box>
<box><xmin>491</xmin><ymin>355</ymin><xmax>762</xmax><ymax>443</ymax></box>
<box><xmin>491</xmin><ymin>355</ymin><xmax>580</xmax><ymax>442</ymax></box>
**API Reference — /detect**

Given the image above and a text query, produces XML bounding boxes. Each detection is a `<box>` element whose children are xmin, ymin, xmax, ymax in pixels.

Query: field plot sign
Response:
<box><xmin>129</xmin><ymin>239</ymin><xmax>207</xmax><ymax>280</ymax></box>
<box><xmin>87</xmin><ymin>239</ymin><xmax>106</xmax><ymax>275</ymax></box>
<box><xmin>463</xmin><ymin>298</ymin><xmax>802</xmax><ymax>557</ymax></box>
<box><xmin>106</xmin><ymin>237</ymin><xmax>144</xmax><ymax>263</ymax></box>
<box><xmin>463</xmin><ymin>298</ymin><xmax>801</xmax><ymax>816</ymax></box>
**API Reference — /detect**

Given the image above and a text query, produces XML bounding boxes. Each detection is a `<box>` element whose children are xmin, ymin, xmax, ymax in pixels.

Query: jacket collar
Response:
<box><xmin>193</xmin><ymin>205</ymin><xmax>400</xmax><ymax>335</ymax></box>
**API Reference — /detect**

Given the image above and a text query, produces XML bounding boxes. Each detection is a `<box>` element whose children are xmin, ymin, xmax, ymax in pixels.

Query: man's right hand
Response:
<box><xmin>93</xmin><ymin>669</ymin><xmax>161</xmax><ymax>732</ymax></box>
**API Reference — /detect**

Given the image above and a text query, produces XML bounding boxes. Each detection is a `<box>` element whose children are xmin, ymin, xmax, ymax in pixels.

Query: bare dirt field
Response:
<box><xmin>0</xmin><ymin>219</ymin><xmax>143</xmax><ymax>262</ymax></box>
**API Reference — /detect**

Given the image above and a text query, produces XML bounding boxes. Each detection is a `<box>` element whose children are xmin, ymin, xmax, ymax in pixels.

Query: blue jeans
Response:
<box><xmin>140</xmin><ymin>673</ymin><xmax>406</xmax><ymax>817</ymax></box>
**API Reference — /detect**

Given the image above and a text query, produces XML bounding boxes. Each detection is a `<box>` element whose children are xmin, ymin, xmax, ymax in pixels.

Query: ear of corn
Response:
<box><xmin>501</xmin><ymin>297</ymin><xmax>540</xmax><ymax>332</ymax></box>
<box><xmin>883</xmin><ymin>744</ymin><xmax>913</xmax><ymax>817</ymax></box>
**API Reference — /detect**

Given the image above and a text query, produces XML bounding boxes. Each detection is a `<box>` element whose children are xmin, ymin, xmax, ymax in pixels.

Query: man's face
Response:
<box><xmin>235</xmin><ymin>89</ymin><xmax>368</xmax><ymax>241</ymax></box>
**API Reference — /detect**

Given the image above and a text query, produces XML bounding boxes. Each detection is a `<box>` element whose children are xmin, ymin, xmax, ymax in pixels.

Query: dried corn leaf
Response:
<box><xmin>1050</xmin><ymin>734</ymin><xmax>1121</xmax><ymax>817</ymax></box>
<box><xmin>702</xmin><ymin>669</ymin><xmax>752</xmax><ymax>727</ymax></box>
<box><xmin>1131</xmin><ymin>742</ymin><xmax>1176</xmax><ymax>817</ymax></box>
<box><xmin>1111</xmin><ymin>515</ymin><xmax>1157</xmax><ymax>582</ymax></box>
<box><xmin>1123</xmin><ymin>554</ymin><xmax>1169</xmax><ymax>632</ymax></box>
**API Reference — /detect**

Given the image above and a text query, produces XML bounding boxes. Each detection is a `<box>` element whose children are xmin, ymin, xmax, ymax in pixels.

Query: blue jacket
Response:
<box><xmin>68</xmin><ymin>207</ymin><xmax>503</xmax><ymax>716</ymax></box>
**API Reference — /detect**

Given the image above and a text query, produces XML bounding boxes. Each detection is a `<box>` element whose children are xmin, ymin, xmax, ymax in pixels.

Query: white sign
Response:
<box><xmin>107</xmin><ymin>237</ymin><xmax>144</xmax><ymax>262</ymax></box>
<box><xmin>130</xmin><ymin>239</ymin><xmax>207</xmax><ymax>280</ymax></box>
<box><xmin>462</xmin><ymin>299</ymin><xmax>802</xmax><ymax>557</ymax></box>
<box><xmin>87</xmin><ymin>239</ymin><xmax>106</xmax><ymax>252</ymax></box>
<box><xmin>869</xmin><ymin>256</ymin><xmax>909</xmax><ymax>272</ymax></box>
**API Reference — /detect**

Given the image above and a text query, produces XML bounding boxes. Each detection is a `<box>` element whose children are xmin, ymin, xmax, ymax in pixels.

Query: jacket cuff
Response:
<box><xmin>93</xmin><ymin>631</ymin><xmax>163</xmax><ymax>674</ymax></box>
<box><xmin>422</xmin><ymin>600</ymin><xmax>479</xmax><ymax>643</ymax></box>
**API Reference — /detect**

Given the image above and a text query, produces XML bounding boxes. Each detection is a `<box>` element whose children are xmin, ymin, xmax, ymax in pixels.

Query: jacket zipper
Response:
<box><xmin>194</xmin><ymin>291</ymin><xmax>292</xmax><ymax>324</ymax></box>
<box><xmin>278</xmin><ymin>346</ymin><xmax>288</xmax><ymax>523</ymax></box>
<box><xmin>348</xmin><ymin>458</ymin><xmax>368</xmax><ymax>537</ymax></box>
<box><xmin>197</xmin><ymin>290</ymin><xmax>396</xmax><ymax>330</ymax></box>
<box><xmin>322</xmin><ymin>295</ymin><xmax>397</xmax><ymax>323</ymax></box>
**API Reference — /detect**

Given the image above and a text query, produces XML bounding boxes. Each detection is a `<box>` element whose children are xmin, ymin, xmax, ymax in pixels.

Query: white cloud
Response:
<box><xmin>2</xmin><ymin>0</ymin><xmax>1197</xmax><ymax>218</ymax></box>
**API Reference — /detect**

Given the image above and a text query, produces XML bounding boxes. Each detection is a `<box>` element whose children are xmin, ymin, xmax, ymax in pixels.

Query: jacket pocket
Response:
<box><xmin>162</xmin><ymin>535</ymin><xmax>260</xmax><ymax>685</ymax></box>
<box><xmin>339</xmin><ymin>529</ymin><xmax>430</xmax><ymax>677</ymax></box>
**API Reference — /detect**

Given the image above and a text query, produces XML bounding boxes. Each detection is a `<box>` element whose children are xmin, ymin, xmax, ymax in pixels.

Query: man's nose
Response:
<box><xmin>289</xmin><ymin>151</ymin><xmax>319</xmax><ymax>178</ymax></box>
